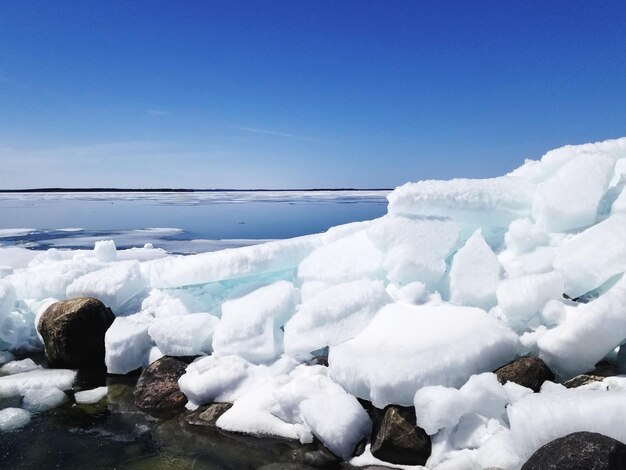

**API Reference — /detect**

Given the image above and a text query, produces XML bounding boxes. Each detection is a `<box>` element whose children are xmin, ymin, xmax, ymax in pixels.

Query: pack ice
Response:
<box><xmin>2</xmin><ymin>137</ymin><xmax>626</xmax><ymax>468</ymax></box>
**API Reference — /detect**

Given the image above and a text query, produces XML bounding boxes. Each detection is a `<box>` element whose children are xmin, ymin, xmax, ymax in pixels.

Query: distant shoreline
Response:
<box><xmin>0</xmin><ymin>188</ymin><xmax>392</xmax><ymax>193</ymax></box>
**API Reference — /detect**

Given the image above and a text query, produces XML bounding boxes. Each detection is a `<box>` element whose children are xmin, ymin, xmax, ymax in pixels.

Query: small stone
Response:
<box><xmin>521</xmin><ymin>432</ymin><xmax>626</xmax><ymax>470</ymax></box>
<box><xmin>182</xmin><ymin>402</ymin><xmax>232</xmax><ymax>428</ymax></box>
<box><xmin>134</xmin><ymin>356</ymin><xmax>189</xmax><ymax>410</ymax></box>
<box><xmin>495</xmin><ymin>356</ymin><xmax>554</xmax><ymax>392</ymax></box>
<box><xmin>370</xmin><ymin>405</ymin><xmax>431</xmax><ymax>466</ymax></box>
<box><xmin>563</xmin><ymin>374</ymin><xmax>605</xmax><ymax>388</ymax></box>
<box><xmin>38</xmin><ymin>297</ymin><xmax>114</xmax><ymax>369</ymax></box>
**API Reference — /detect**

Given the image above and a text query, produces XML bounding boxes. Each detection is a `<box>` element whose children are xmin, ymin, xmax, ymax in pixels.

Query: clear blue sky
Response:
<box><xmin>1</xmin><ymin>1</ymin><xmax>625</xmax><ymax>189</ymax></box>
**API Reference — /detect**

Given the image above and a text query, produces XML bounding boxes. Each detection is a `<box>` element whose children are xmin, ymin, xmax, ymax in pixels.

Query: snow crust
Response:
<box><xmin>2</xmin><ymin>136</ymin><xmax>626</xmax><ymax>466</ymax></box>
<box><xmin>328</xmin><ymin>303</ymin><xmax>518</xmax><ymax>407</ymax></box>
<box><xmin>74</xmin><ymin>386</ymin><xmax>108</xmax><ymax>404</ymax></box>
<box><xmin>0</xmin><ymin>407</ymin><xmax>31</xmax><ymax>432</ymax></box>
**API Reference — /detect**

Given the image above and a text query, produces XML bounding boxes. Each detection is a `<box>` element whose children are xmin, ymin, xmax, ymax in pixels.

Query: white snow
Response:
<box><xmin>0</xmin><ymin>407</ymin><xmax>31</xmax><ymax>432</ymax></box>
<box><xmin>532</xmin><ymin>152</ymin><xmax>615</xmax><ymax>232</ymax></box>
<box><xmin>366</xmin><ymin>216</ymin><xmax>459</xmax><ymax>287</ymax></box>
<box><xmin>553</xmin><ymin>213</ymin><xmax>626</xmax><ymax>298</ymax></box>
<box><xmin>508</xmin><ymin>389</ymin><xmax>626</xmax><ymax>461</ymax></box>
<box><xmin>0</xmin><ymin>369</ymin><xmax>76</xmax><ymax>397</ymax></box>
<box><xmin>495</xmin><ymin>271</ymin><xmax>565</xmax><ymax>330</ymax></box>
<box><xmin>212</xmin><ymin>281</ymin><xmax>300</xmax><ymax>364</ymax></box>
<box><xmin>387</xmin><ymin>176</ymin><xmax>534</xmax><ymax>227</ymax></box>
<box><xmin>74</xmin><ymin>386</ymin><xmax>108</xmax><ymax>404</ymax></box>
<box><xmin>0</xmin><ymin>358</ymin><xmax>42</xmax><ymax>375</ymax></box>
<box><xmin>297</xmin><ymin>230</ymin><xmax>384</xmax><ymax>283</ymax></box>
<box><xmin>148</xmin><ymin>312</ymin><xmax>219</xmax><ymax>356</ymax></box>
<box><xmin>284</xmin><ymin>279</ymin><xmax>391</xmax><ymax>358</ymax></box>
<box><xmin>328</xmin><ymin>303</ymin><xmax>518</xmax><ymax>407</ymax></box>
<box><xmin>22</xmin><ymin>387</ymin><xmax>67</xmax><ymax>411</ymax></box>
<box><xmin>449</xmin><ymin>229</ymin><xmax>500</xmax><ymax>309</ymax></box>
<box><xmin>105</xmin><ymin>313</ymin><xmax>153</xmax><ymax>374</ymax></box>
<box><xmin>66</xmin><ymin>260</ymin><xmax>145</xmax><ymax>312</ymax></box>
<box><xmin>538</xmin><ymin>275</ymin><xmax>626</xmax><ymax>379</ymax></box>
<box><xmin>94</xmin><ymin>240</ymin><xmax>117</xmax><ymax>262</ymax></box>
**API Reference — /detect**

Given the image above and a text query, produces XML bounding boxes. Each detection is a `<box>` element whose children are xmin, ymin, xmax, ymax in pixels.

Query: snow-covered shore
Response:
<box><xmin>2</xmin><ymin>137</ymin><xmax>626</xmax><ymax>468</ymax></box>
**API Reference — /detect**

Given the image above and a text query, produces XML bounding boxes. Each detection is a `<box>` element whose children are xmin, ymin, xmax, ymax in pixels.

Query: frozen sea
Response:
<box><xmin>0</xmin><ymin>190</ymin><xmax>389</xmax><ymax>253</ymax></box>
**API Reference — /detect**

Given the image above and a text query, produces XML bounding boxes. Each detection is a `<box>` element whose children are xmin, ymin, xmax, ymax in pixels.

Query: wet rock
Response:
<box><xmin>521</xmin><ymin>432</ymin><xmax>626</xmax><ymax>470</ymax></box>
<box><xmin>495</xmin><ymin>356</ymin><xmax>554</xmax><ymax>392</ymax></box>
<box><xmin>352</xmin><ymin>437</ymin><xmax>367</xmax><ymax>457</ymax></box>
<box><xmin>182</xmin><ymin>402</ymin><xmax>232</xmax><ymax>428</ymax></box>
<box><xmin>370</xmin><ymin>405</ymin><xmax>431</xmax><ymax>466</ymax></box>
<box><xmin>563</xmin><ymin>374</ymin><xmax>605</xmax><ymax>388</ymax></box>
<box><xmin>588</xmin><ymin>360</ymin><xmax>617</xmax><ymax>377</ymax></box>
<box><xmin>38</xmin><ymin>297</ymin><xmax>114</xmax><ymax>369</ymax></box>
<box><xmin>134</xmin><ymin>356</ymin><xmax>188</xmax><ymax>410</ymax></box>
<box><xmin>307</xmin><ymin>356</ymin><xmax>329</xmax><ymax>367</ymax></box>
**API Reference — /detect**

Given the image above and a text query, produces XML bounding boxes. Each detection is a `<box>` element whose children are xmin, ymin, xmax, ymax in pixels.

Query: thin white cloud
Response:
<box><xmin>232</xmin><ymin>125</ymin><xmax>317</xmax><ymax>142</ymax></box>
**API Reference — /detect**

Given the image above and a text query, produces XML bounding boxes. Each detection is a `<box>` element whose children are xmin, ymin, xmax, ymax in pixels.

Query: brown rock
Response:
<box><xmin>564</xmin><ymin>374</ymin><xmax>605</xmax><ymax>388</ymax></box>
<box><xmin>38</xmin><ymin>297</ymin><xmax>114</xmax><ymax>369</ymax></box>
<box><xmin>495</xmin><ymin>356</ymin><xmax>554</xmax><ymax>392</ymax></box>
<box><xmin>182</xmin><ymin>402</ymin><xmax>233</xmax><ymax>428</ymax></box>
<box><xmin>134</xmin><ymin>356</ymin><xmax>189</xmax><ymax>410</ymax></box>
<box><xmin>370</xmin><ymin>405</ymin><xmax>431</xmax><ymax>466</ymax></box>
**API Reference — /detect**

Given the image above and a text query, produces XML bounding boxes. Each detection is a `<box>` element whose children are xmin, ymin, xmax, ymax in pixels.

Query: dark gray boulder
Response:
<box><xmin>521</xmin><ymin>432</ymin><xmax>626</xmax><ymax>470</ymax></box>
<box><xmin>495</xmin><ymin>356</ymin><xmax>554</xmax><ymax>392</ymax></box>
<box><xmin>134</xmin><ymin>356</ymin><xmax>189</xmax><ymax>410</ymax></box>
<box><xmin>38</xmin><ymin>297</ymin><xmax>114</xmax><ymax>369</ymax></box>
<box><xmin>370</xmin><ymin>405</ymin><xmax>431</xmax><ymax>466</ymax></box>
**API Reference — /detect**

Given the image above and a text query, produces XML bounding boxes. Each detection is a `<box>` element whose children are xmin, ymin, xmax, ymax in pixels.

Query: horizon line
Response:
<box><xmin>0</xmin><ymin>187</ymin><xmax>394</xmax><ymax>193</ymax></box>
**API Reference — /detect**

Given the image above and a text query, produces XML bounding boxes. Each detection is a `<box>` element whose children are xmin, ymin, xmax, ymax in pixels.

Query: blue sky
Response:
<box><xmin>1</xmin><ymin>1</ymin><xmax>625</xmax><ymax>189</ymax></box>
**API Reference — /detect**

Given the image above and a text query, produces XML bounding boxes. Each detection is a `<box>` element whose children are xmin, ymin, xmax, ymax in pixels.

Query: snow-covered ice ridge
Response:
<box><xmin>2</xmin><ymin>137</ymin><xmax>626</xmax><ymax>467</ymax></box>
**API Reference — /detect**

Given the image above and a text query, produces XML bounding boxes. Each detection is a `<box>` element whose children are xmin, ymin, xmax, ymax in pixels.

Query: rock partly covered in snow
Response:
<box><xmin>370</xmin><ymin>405</ymin><xmax>431</xmax><ymax>465</ymax></box>
<box><xmin>38</xmin><ymin>297</ymin><xmax>114</xmax><ymax>369</ymax></box>
<box><xmin>495</xmin><ymin>357</ymin><xmax>555</xmax><ymax>393</ymax></box>
<box><xmin>521</xmin><ymin>432</ymin><xmax>626</xmax><ymax>470</ymax></box>
<box><xmin>134</xmin><ymin>356</ymin><xmax>190</xmax><ymax>410</ymax></box>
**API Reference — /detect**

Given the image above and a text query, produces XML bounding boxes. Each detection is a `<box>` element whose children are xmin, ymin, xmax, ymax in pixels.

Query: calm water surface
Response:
<box><xmin>0</xmin><ymin>191</ymin><xmax>389</xmax><ymax>252</ymax></box>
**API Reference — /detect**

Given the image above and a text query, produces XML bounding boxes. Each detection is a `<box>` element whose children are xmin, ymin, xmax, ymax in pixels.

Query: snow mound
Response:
<box><xmin>328</xmin><ymin>303</ymin><xmax>518</xmax><ymax>407</ymax></box>
<box><xmin>212</xmin><ymin>281</ymin><xmax>300</xmax><ymax>364</ymax></box>
<box><xmin>387</xmin><ymin>176</ymin><xmax>534</xmax><ymax>227</ymax></box>
<box><xmin>284</xmin><ymin>279</ymin><xmax>391</xmax><ymax>358</ymax></box>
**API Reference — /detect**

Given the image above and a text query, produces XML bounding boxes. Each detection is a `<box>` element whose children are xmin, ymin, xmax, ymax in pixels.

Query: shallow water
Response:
<box><xmin>0</xmin><ymin>366</ymin><xmax>343</xmax><ymax>470</ymax></box>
